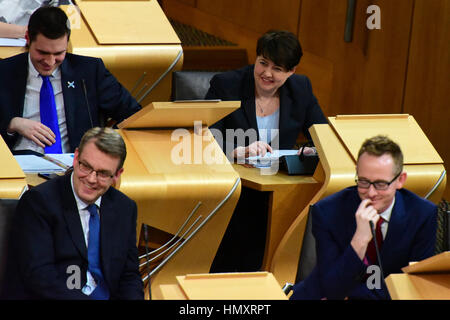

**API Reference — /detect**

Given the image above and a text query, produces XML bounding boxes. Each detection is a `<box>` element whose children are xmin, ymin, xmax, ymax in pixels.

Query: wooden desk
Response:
<box><xmin>0</xmin><ymin>138</ymin><xmax>27</xmax><ymax>199</ymax></box>
<box><xmin>386</xmin><ymin>252</ymin><xmax>450</xmax><ymax>300</ymax></box>
<box><xmin>232</xmin><ymin>164</ymin><xmax>322</xmax><ymax>270</ymax></box>
<box><xmin>156</xmin><ymin>272</ymin><xmax>288</xmax><ymax>300</ymax></box>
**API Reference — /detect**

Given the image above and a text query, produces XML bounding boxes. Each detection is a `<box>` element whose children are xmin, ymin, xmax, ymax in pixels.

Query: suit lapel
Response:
<box><xmin>60</xmin><ymin>55</ymin><xmax>86</xmax><ymax>150</ymax></box>
<box><xmin>60</xmin><ymin>174</ymin><xmax>88</xmax><ymax>259</ymax></box>
<box><xmin>381</xmin><ymin>191</ymin><xmax>408</xmax><ymax>261</ymax></box>
<box><xmin>242</xmin><ymin>67</ymin><xmax>258</xmax><ymax>133</ymax></box>
<box><xmin>14</xmin><ymin>53</ymin><xmax>29</xmax><ymax>118</ymax></box>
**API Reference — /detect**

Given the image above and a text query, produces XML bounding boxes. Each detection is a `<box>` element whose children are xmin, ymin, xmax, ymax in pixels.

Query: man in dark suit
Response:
<box><xmin>290</xmin><ymin>135</ymin><xmax>437</xmax><ymax>299</ymax></box>
<box><xmin>10</xmin><ymin>127</ymin><xmax>144</xmax><ymax>299</ymax></box>
<box><xmin>0</xmin><ymin>6</ymin><xmax>141</xmax><ymax>154</ymax></box>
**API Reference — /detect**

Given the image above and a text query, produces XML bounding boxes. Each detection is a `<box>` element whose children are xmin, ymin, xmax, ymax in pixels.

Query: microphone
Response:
<box><xmin>81</xmin><ymin>79</ymin><xmax>94</xmax><ymax>128</ymax></box>
<box><xmin>369</xmin><ymin>220</ymin><xmax>388</xmax><ymax>295</ymax></box>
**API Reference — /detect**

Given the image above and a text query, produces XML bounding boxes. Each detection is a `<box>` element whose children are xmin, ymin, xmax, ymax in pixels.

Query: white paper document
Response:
<box><xmin>14</xmin><ymin>153</ymin><xmax>74</xmax><ymax>173</ymax></box>
<box><xmin>246</xmin><ymin>149</ymin><xmax>298</xmax><ymax>168</ymax></box>
<box><xmin>0</xmin><ymin>37</ymin><xmax>26</xmax><ymax>47</ymax></box>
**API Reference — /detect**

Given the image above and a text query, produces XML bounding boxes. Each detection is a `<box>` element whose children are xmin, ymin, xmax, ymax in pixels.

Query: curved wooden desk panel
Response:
<box><xmin>66</xmin><ymin>3</ymin><xmax>183</xmax><ymax>105</ymax></box>
<box><xmin>116</xmin><ymin>129</ymin><xmax>241</xmax><ymax>298</ymax></box>
<box><xmin>231</xmin><ymin>164</ymin><xmax>322</xmax><ymax>271</ymax></box>
<box><xmin>271</xmin><ymin>122</ymin><xmax>446</xmax><ymax>287</ymax></box>
<box><xmin>0</xmin><ymin>180</ymin><xmax>27</xmax><ymax>199</ymax></box>
<box><xmin>0</xmin><ymin>137</ymin><xmax>27</xmax><ymax>198</ymax></box>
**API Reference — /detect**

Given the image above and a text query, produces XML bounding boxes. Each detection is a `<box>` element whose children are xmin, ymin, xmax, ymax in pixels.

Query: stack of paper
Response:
<box><xmin>246</xmin><ymin>150</ymin><xmax>298</xmax><ymax>168</ymax></box>
<box><xmin>14</xmin><ymin>153</ymin><xmax>74</xmax><ymax>173</ymax></box>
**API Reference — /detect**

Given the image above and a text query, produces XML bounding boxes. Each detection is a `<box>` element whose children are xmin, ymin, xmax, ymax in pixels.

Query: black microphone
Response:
<box><xmin>369</xmin><ymin>220</ymin><xmax>388</xmax><ymax>295</ymax></box>
<box><xmin>81</xmin><ymin>79</ymin><xmax>94</xmax><ymax>128</ymax></box>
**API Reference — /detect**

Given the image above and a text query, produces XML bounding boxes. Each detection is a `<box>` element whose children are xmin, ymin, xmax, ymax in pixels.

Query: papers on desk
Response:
<box><xmin>246</xmin><ymin>150</ymin><xmax>298</xmax><ymax>168</ymax></box>
<box><xmin>0</xmin><ymin>37</ymin><xmax>26</xmax><ymax>47</ymax></box>
<box><xmin>14</xmin><ymin>153</ymin><xmax>74</xmax><ymax>173</ymax></box>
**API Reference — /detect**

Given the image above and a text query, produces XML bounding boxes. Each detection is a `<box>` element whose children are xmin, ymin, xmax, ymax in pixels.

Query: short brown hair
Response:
<box><xmin>357</xmin><ymin>135</ymin><xmax>403</xmax><ymax>175</ymax></box>
<box><xmin>78</xmin><ymin>127</ymin><xmax>127</xmax><ymax>172</ymax></box>
<box><xmin>28</xmin><ymin>6</ymin><xmax>71</xmax><ymax>43</ymax></box>
<box><xmin>256</xmin><ymin>30</ymin><xmax>302</xmax><ymax>71</ymax></box>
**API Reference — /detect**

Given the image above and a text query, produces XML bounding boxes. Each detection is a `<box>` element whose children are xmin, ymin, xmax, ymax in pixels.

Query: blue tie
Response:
<box><xmin>40</xmin><ymin>75</ymin><xmax>62</xmax><ymax>154</ymax></box>
<box><xmin>87</xmin><ymin>204</ymin><xmax>110</xmax><ymax>300</ymax></box>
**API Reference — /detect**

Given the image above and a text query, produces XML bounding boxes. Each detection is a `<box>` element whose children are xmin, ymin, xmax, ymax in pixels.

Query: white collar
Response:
<box><xmin>379</xmin><ymin>197</ymin><xmax>395</xmax><ymax>223</ymax></box>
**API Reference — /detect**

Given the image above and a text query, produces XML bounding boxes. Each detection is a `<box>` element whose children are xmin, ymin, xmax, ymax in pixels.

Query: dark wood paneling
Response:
<box><xmin>403</xmin><ymin>0</ymin><xmax>450</xmax><ymax>199</ymax></box>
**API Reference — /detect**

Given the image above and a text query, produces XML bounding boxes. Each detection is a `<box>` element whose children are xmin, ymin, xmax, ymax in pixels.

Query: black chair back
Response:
<box><xmin>295</xmin><ymin>205</ymin><xmax>317</xmax><ymax>283</ymax></box>
<box><xmin>0</xmin><ymin>199</ymin><xmax>19</xmax><ymax>289</ymax></box>
<box><xmin>171</xmin><ymin>71</ymin><xmax>221</xmax><ymax>101</ymax></box>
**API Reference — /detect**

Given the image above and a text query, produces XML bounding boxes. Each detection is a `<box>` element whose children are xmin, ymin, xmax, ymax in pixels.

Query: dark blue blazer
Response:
<box><xmin>291</xmin><ymin>186</ymin><xmax>437</xmax><ymax>300</ymax></box>
<box><xmin>205</xmin><ymin>65</ymin><xmax>327</xmax><ymax>150</ymax></box>
<box><xmin>0</xmin><ymin>52</ymin><xmax>141</xmax><ymax>152</ymax></box>
<box><xmin>10</xmin><ymin>173</ymin><xmax>144</xmax><ymax>300</ymax></box>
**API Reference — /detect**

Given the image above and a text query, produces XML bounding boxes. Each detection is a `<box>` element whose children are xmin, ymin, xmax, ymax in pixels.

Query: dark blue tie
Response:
<box><xmin>87</xmin><ymin>204</ymin><xmax>110</xmax><ymax>300</ymax></box>
<box><xmin>40</xmin><ymin>75</ymin><xmax>62</xmax><ymax>154</ymax></box>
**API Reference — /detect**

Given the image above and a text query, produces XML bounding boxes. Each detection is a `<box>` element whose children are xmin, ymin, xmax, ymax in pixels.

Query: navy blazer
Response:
<box><xmin>10</xmin><ymin>174</ymin><xmax>144</xmax><ymax>300</ymax></box>
<box><xmin>291</xmin><ymin>186</ymin><xmax>437</xmax><ymax>300</ymax></box>
<box><xmin>0</xmin><ymin>52</ymin><xmax>141</xmax><ymax>152</ymax></box>
<box><xmin>205</xmin><ymin>65</ymin><xmax>327</xmax><ymax>150</ymax></box>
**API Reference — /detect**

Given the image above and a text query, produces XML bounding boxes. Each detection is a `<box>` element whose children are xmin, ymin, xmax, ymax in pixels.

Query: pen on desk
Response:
<box><xmin>42</xmin><ymin>155</ymin><xmax>70</xmax><ymax>170</ymax></box>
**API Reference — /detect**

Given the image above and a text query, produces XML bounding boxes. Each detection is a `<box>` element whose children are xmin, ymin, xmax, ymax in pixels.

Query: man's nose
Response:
<box><xmin>86</xmin><ymin>170</ymin><xmax>98</xmax><ymax>182</ymax></box>
<box><xmin>45</xmin><ymin>55</ymin><xmax>56</xmax><ymax>66</ymax></box>
<box><xmin>367</xmin><ymin>183</ymin><xmax>378</xmax><ymax>196</ymax></box>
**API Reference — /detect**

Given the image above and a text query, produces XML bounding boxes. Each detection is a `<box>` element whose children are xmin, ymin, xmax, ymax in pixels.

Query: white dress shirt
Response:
<box><xmin>70</xmin><ymin>172</ymin><xmax>102</xmax><ymax>296</ymax></box>
<box><xmin>378</xmin><ymin>197</ymin><xmax>395</xmax><ymax>240</ymax></box>
<box><xmin>13</xmin><ymin>55</ymin><xmax>69</xmax><ymax>153</ymax></box>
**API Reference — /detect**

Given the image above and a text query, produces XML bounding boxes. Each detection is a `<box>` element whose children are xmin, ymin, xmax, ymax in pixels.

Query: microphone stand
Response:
<box><xmin>369</xmin><ymin>220</ymin><xmax>389</xmax><ymax>298</ymax></box>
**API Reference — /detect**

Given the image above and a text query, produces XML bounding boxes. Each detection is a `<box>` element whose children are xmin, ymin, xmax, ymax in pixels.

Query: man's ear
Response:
<box><xmin>396</xmin><ymin>171</ymin><xmax>407</xmax><ymax>189</ymax></box>
<box><xmin>112</xmin><ymin>167</ymin><xmax>124</xmax><ymax>183</ymax></box>
<box><xmin>73</xmin><ymin>148</ymin><xmax>79</xmax><ymax>167</ymax></box>
<box><xmin>25</xmin><ymin>30</ymin><xmax>30</xmax><ymax>46</ymax></box>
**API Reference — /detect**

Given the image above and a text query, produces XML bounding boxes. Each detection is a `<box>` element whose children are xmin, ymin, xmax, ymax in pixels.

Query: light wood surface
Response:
<box><xmin>158</xmin><ymin>272</ymin><xmax>287</xmax><ymax>300</ymax></box>
<box><xmin>67</xmin><ymin>2</ymin><xmax>182</xmax><ymax>104</ymax></box>
<box><xmin>117</xmin><ymin>101</ymin><xmax>240</xmax><ymax>129</ymax></box>
<box><xmin>329</xmin><ymin>114</ymin><xmax>443</xmax><ymax>164</ymax></box>
<box><xmin>402</xmin><ymin>251</ymin><xmax>450</xmax><ymax>274</ymax></box>
<box><xmin>386</xmin><ymin>273</ymin><xmax>450</xmax><ymax>300</ymax></box>
<box><xmin>386</xmin><ymin>252</ymin><xmax>450</xmax><ymax>300</ymax></box>
<box><xmin>77</xmin><ymin>0</ymin><xmax>179</xmax><ymax>44</ymax></box>
<box><xmin>0</xmin><ymin>137</ymin><xmax>27</xmax><ymax>199</ymax></box>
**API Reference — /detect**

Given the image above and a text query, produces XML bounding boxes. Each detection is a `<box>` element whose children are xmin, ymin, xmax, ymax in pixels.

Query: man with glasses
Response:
<box><xmin>290</xmin><ymin>135</ymin><xmax>437</xmax><ymax>299</ymax></box>
<box><xmin>8</xmin><ymin>127</ymin><xmax>144</xmax><ymax>299</ymax></box>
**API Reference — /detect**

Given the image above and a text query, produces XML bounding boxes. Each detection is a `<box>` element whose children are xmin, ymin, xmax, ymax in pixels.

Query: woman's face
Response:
<box><xmin>254</xmin><ymin>56</ymin><xmax>295</xmax><ymax>95</ymax></box>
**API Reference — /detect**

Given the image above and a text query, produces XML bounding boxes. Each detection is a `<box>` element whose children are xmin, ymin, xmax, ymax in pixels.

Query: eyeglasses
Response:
<box><xmin>355</xmin><ymin>171</ymin><xmax>401</xmax><ymax>190</ymax></box>
<box><xmin>78</xmin><ymin>160</ymin><xmax>114</xmax><ymax>182</ymax></box>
